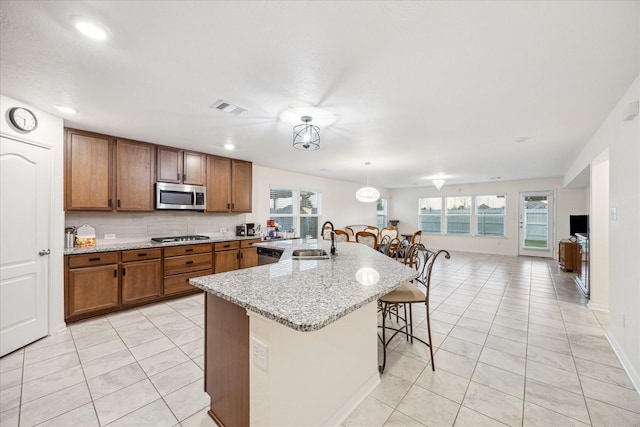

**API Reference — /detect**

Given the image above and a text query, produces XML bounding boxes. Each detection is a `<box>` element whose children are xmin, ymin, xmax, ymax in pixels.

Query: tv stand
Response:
<box><xmin>558</xmin><ymin>240</ymin><xmax>580</xmax><ymax>272</ymax></box>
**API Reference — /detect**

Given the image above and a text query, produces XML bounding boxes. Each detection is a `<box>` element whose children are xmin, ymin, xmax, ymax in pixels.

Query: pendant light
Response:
<box><xmin>293</xmin><ymin>116</ymin><xmax>320</xmax><ymax>151</ymax></box>
<box><xmin>355</xmin><ymin>162</ymin><xmax>380</xmax><ymax>203</ymax></box>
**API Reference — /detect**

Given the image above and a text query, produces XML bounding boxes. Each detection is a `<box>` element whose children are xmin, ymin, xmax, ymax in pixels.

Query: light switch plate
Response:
<box><xmin>104</xmin><ymin>233</ymin><xmax>116</xmax><ymax>240</ymax></box>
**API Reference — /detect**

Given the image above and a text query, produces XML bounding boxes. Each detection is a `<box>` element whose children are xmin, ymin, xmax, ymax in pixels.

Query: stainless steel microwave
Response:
<box><xmin>156</xmin><ymin>182</ymin><xmax>206</xmax><ymax>211</ymax></box>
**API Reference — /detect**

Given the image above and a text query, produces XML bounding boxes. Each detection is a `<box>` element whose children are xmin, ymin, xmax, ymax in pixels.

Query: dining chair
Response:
<box><xmin>322</xmin><ymin>224</ymin><xmax>333</xmax><ymax>240</ymax></box>
<box><xmin>355</xmin><ymin>231</ymin><xmax>377</xmax><ymax>249</ymax></box>
<box><xmin>364</xmin><ymin>226</ymin><xmax>379</xmax><ymax>238</ymax></box>
<box><xmin>334</xmin><ymin>229</ymin><xmax>349</xmax><ymax>243</ymax></box>
<box><xmin>378</xmin><ymin>244</ymin><xmax>451</xmax><ymax>373</ymax></box>
<box><xmin>410</xmin><ymin>230</ymin><xmax>422</xmax><ymax>244</ymax></box>
<box><xmin>377</xmin><ymin>235</ymin><xmax>392</xmax><ymax>255</ymax></box>
<box><xmin>345</xmin><ymin>226</ymin><xmax>355</xmax><ymax>241</ymax></box>
<box><xmin>379</xmin><ymin>226</ymin><xmax>398</xmax><ymax>241</ymax></box>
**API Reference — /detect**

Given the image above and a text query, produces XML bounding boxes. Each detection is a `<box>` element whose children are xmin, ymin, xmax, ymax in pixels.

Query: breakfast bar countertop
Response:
<box><xmin>189</xmin><ymin>239</ymin><xmax>418</xmax><ymax>332</ymax></box>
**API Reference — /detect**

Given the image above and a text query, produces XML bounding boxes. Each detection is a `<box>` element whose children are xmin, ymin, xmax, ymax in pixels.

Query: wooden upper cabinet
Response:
<box><xmin>157</xmin><ymin>147</ymin><xmax>181</xmax><ymax>183</ymax></box>
<box><xmin>206</xmin><ymin>156</ymin><xmax>252</xmax><ymax>213</ymax></box>
<box><xmin>206</xmin><ymin>155</ymin><xmax>232</xmax><ymax>212</ymax></box>
<box><xmin>157</xmin><ymin>147</ymin><xmax>205</xmax><ymax>186</ymax></box>
<box><xmin>183</xmin><ymin>151</ymin><xmax>206</xmax><ymax>185</ymax></box>
<box><xmin>232</xmin><ymin>160</ymin><xmax>252</xmax><ymax>213</ymax></box>
<box><xmin>65</xmin><ymin>129</ymin><xmax>114</xmax><ymax>211</ymax></box>
<box><xmin>116</xmin><ymin>139</ymin><xmax>155</xmax><ymax>211</ymax></box>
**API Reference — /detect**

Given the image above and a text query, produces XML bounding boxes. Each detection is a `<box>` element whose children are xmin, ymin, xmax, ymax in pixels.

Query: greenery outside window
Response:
<box><xmin>476</xmin><ymin>195</ymin><xmax>506</xmax><ymax>236</ymax></box>
<box><xmin>446</xmin><ymin>196</ymin><xmax>472</xmax><ymax>235</ymax></box>
<box><xmin>419</xmin><ymin>197</ymin><xmax>442</xmax><ymax>234</ymax></box>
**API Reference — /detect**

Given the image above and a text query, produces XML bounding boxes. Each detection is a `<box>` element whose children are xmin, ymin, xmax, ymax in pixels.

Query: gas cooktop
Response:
<box><xmin>151</xmin><ymin>235</ymin><xmax>210</xmax><ymax>243</ymax></box>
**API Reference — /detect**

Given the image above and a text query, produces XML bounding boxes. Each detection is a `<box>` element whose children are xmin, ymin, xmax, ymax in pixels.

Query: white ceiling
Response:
<box><xmin>1</xmin><ymin>1</ymin><xmax>638</xmax><ymax>189</ymax></box>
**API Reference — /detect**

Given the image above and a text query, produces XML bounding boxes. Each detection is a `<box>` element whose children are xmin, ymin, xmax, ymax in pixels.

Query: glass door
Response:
<box><xmin>518</xmin><ymin>191</ymin><xmax>555</xmax><ymax>257</ymax></box>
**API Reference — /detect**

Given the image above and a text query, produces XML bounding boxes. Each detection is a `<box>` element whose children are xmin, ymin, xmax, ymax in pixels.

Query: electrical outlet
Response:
<box><xmin>104</xmin><ymin>233</ymin><xmax>116</xmax><ymax>240</ymax></box>
<box><xmin>251</xmin><ymin>337</ymin><xmax>268</xmax><ymax>371</ymax></box>
<box><xmin>220</xmin><ymin>228</ymin><xmax>228</xmax><ymax>233</ymax></box>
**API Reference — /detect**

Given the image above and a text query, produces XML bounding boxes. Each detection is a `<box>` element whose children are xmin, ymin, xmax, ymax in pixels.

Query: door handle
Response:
<box><xmin>39</xmin><ymin>249</ymin><xmax>50</xmax><ymax>256</ymax></box>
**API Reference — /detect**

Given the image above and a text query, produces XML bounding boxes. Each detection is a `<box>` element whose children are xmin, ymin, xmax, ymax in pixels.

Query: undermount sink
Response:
<box><xmin>291</xmin><ymin>249</ymin><xmax>330</xmax><ymax>260</ymax></box>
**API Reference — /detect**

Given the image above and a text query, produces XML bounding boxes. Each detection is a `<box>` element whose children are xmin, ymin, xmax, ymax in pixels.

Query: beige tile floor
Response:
<box><xmin>1</xmin><ymin>251</ymin><xmax>639</xmax><ymax>426</ymax></box>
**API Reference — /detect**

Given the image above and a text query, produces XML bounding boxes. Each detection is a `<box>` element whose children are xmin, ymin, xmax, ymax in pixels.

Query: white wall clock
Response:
<box><xmin>8</xmin><ymin>107</ymin><xmax>38</xmax><ymax>132</ymax></box>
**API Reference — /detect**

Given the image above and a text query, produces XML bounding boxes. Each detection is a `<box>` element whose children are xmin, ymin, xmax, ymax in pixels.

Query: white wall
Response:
<box><xmin>249</xmin><ymin>165</ymin><xmax>382</xmax><ymax>233</ymax></box>
<box><xmin>589</xmin><ymin>150</ymin><xmax>609</xmax><ymax>311</ymax></box>
<box><xmin>565</xmin><ymin>75</ymin><xmax>640</xmax><ymax>390</ymax></box>
<box><xmin>0</xmin><ymin>94</ymin><xmax>65</xmax><ymax>334</ymax></box>
<box><xmin>388</xmin><ymin>177</ymin><xmax>587</xmax><ymax>256</ymax></box>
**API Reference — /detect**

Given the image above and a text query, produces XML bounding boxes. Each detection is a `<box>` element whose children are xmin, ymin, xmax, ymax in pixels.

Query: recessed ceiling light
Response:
<box><xmin>55</xmin><ymin>105</ymin><xmax>78</xmax><ymax>114</ymax></box>
<box><xmin>223</xmin><ymin>143</ymin><xmax>235</xmax><ymax>150</ymax></box>
<box><xmin>71</xmin><ymin>16</ymin><xmax>109</xmax><ymax>40</ymax></box>
<box><xmin>515</xmin><ymin>137</ymin><xmax>529</xmax><ymax>143</ymax></box>
<box><xmin>490</xmin><ymin>176</ymin><xmax>502</xmax><ymax>180</ymax></box>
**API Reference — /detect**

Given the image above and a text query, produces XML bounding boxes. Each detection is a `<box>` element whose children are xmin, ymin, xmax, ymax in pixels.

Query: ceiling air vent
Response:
<box><xmin>210</xmin><ymin>100</ymin><xmax>247</xmax><ymax>115</ymax></box>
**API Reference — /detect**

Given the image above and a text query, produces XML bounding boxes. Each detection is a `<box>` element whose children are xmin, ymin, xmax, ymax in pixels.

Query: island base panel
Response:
<box><xmin>205</xmin><ymin>293</ymin><xmax>249</xmax><ymax>427</ymax></box>
<box><xmin>249</xmin><ymin>302</ymin><xmax>380</xmax><ymax>426</ymax></box>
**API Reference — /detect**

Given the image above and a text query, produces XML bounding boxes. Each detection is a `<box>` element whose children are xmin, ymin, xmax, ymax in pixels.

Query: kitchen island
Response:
<box><xmin>189</xmin><ymin>239</ymin><xmax>418</xmax><ymax>427</ymax></box>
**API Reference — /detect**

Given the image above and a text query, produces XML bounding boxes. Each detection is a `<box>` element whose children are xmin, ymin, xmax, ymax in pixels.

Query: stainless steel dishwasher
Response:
<box><xmin>257</xmin><ymin>247</ymin><xmax>283</xmax><ymax>265</ymax></box>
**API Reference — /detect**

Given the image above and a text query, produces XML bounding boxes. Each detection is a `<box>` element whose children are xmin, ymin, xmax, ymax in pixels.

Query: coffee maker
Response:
<box><xmin>244</xmin><ymin>223</ymin><xmax>256</xmax><ymax>236</ymax></box>
<box><xmin>236</xmin><ymin>223</ymin><xmax>256</xmax><ymax>237</ymax></box>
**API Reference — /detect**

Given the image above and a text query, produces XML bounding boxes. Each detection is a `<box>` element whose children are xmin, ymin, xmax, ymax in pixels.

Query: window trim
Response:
<box><xmin>418</xmin><ymin>194</ymin><xmax>507</xmax><ymax>237</ymax></box>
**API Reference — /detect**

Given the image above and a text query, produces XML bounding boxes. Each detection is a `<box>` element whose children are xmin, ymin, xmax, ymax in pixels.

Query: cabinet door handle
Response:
<box><xmin>137</xmin><ymin>253</ymin><xmax>147</xmax><ymax>257</ymax></box>
<box><xmin>117</xmin><ymin>199</ymin><xmax>121</xmax><ymax>208</ymax></box>
<box><xmin>177</xmin><ymin>173</ymin><xmax>180</xmax><ymax>181</ymax></box>
<box><xmin>227</xmin><ymin>203</ymin><xmax>230</xmax><ymax>209</ymax></box>
<box><xmin>186</xmin><ymin>260</ymin><xmax>194</xmax><ymax>265</ymax></box>
<box><xmin>108</xmin><ymin>199</ymin><xmax>113</xmax><ymax>208</ymax></box>
<box><xmin>183</xmin><ymin>174</ymin><xmax>186</xmax><ymax>181</ymax></box>
<box><xmin>122</xmin><ymin>267</ymin><xmax>126</xmax><ymax>276</ymax></box>
<box><xmin>231</xmin><ymin>203</ymin><xmax>235</xmax><ymax>210</ymax></box>
<box><xmin>89</xmin><ymin>257</ymin><xmax>101</xmax><ymax>262</ymax></box>
<box><xmin>185</xmin><ymin>248</ymin><xmax>194</xmax><ymax>252</ymax></box>
<box><xmin>223</xmin><ymin>244</ymin><xmax>230</xmax><ymax>248</ymax></box>
<box><xmin>113</xmin><ymin>269</ymin><xmax>117</xmax><ymax>277</ymax></box>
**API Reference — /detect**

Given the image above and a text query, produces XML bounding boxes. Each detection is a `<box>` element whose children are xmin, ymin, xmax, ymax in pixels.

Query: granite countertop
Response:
<box><xmin>189</xmin><ymin>240</ymin><xmax>419</xmax><ymax>332</ymax></box>
<box><xmin>63</xmin><ymin>235</ymin><xmax>265</xmax><ymax>255</ymax></box>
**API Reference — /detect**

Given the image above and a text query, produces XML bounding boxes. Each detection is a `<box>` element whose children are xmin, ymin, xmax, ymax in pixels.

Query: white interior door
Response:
<box><xmin>518</xmin><ymin>191</ymin><xmax>555</xmax><ymax>258</ymax></box>
<box><xmin>1</xmin><ymin>136</ymin><xmax>50</xmax><ymax>356</ymax></box>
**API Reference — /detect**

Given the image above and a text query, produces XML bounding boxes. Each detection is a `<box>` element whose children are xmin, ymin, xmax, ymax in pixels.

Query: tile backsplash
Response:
<box><xmin>65</xmin><ymin>211</ymin><xmax>247</xmax><ymax>244</ymax></box>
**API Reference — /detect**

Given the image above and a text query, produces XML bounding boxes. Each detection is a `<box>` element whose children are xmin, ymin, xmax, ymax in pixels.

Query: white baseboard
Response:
<box><xmin>51</xmin><ymin>322</ymin><xmax>67</xmax><ymax>335</ymax></box>
<box><xmin>587</xmin><ymin>301</ymin><xmax>609</xmax><ymax>312</ymax></box>
<box><xmin>605</xmin><ymin>331</ymin><xmax>640</xmax><ymax>395</ymax></box>
<box><xmin>331</xmin><ymin>373</ymin><xmax>380</xmax><ymax>426</ymax></box>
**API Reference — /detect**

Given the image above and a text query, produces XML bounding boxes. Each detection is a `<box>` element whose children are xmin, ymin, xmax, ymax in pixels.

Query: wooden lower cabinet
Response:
<box><xmin>164</xmin><ymin>270</ymin><xmax>213</xmax><ymax>295</ymax></box>
<box><xmin>122</xmin><ymin>248</ymin><xmax>162</xmax><ymax>305</ymax></box>
<box><xmin>65</xmin><ymin>240</ymin><xmax>259</xmax><ymax>322</ymax></box>
<box><xmin>214</xmin><ymin>239</ymin><xmax>259</xmax><ymax>273</ymax></box>
<box><xmin>240</xmin><ymin>239</ymin><xmax>259</xmax><ymax>269</ymax></box>
<box><xmin>67</xmin><ymin>263</ymin><xmax>119</xmax><ymax>318</ymax></box>
<box><xmin>164</xmin><ymin>243</ymin><xmax>213</xmax><ymax>295</ymax></box>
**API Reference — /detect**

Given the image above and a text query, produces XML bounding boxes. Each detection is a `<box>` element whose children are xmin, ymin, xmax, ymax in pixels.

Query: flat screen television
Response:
<box><xmin>570</xmin><ymin>215</ymin><xmax>589</xmax><ymax>237</ymax></box>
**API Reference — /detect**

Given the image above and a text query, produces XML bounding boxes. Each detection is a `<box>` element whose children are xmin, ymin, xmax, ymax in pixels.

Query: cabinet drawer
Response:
<box><xmin>164</xmin><ymin>253</ymin><xmax>213</xmax><ymax>276</ymax></box>
<box><xmin>164</xmin><ymin>243</ymin><xmax>212</xmax><ymax>257</ymax></box>
<box><xmin>69</xmin><ymin>252</ymin><xmax>119</xmax><ymax>268</ymax></box>
<box><xmin>164</xmin><ymin>269</ymin><xmax>212</xmax><ymax>295</ymax></box>
<box><xmin>240</xmin><ymin>239</ymin><xmax>260</xmax><ymax>248</ymax></box>
<box><xmin>122</xmin><ymin>248</ymin><xmax>162</xmax><ymax>262</ymax></box>
<box><xmin>214</xmin><ymin>240</ymin><xmax>240</xmax><ymax>251</ymax></box>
